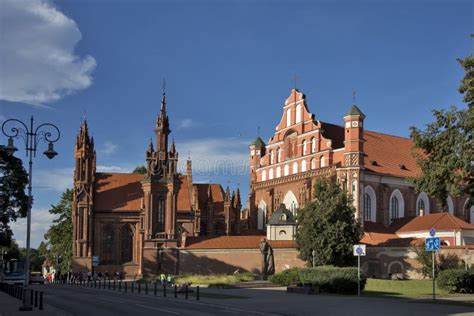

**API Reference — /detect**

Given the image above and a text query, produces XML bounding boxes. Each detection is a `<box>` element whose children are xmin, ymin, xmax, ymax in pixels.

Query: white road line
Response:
<box><xmin>135</xmin><ymin>303</ymin><xmax>180</xmax><ymax>315</ymax></box>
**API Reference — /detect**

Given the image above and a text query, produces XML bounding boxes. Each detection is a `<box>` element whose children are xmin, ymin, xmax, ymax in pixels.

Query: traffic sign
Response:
<box><xmin>429</xmin><ymin>229</ymin><xmax>436</xmax><ymax>237</ymax></box>
<box><xmin>92</xmin><ymin>255</ymin><xmax>99</xmax><ymax>267</ymax></box>
<box><xmin>353</xmin><ymin>244</ymin><xmax>366</xmax><ymax>256</ymax></box>
<box><xmin>425</xmin><ymin>237</ymin><xmax>440</xmax><ymax>252</ymax></box>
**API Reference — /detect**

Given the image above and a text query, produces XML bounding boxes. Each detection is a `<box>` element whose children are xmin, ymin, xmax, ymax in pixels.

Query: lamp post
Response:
<box><xmin>1</xmin><ymin>116</ymin><xmax>60</xmax><ymax>311</ymax></box>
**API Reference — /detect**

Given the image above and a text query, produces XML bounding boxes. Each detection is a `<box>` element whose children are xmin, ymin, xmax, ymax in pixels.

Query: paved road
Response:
<box><xmin>21</xmin><ymin>284</ymin><xmax>474</xmax><ymax>316</ymax></box>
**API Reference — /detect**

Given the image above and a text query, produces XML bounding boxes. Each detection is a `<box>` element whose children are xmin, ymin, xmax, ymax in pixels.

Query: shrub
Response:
<box><xmin>270</xmin><ymin>266</ymin><xmax>366</xmax><ymax>295</ymax></box>
<box><xmin>437</xmin><ymin>269</ymin><xmax>474</xmax><ymax>293</ymax></box>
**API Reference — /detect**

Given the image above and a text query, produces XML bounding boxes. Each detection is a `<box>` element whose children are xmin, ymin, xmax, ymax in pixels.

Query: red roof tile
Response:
<box><xmin>396</xmin><ymin>213</ymin><xmax>474</xmax><ymax>233</ymax></box>
<box><xmin>363</xmin><ymin>130</ymin><xmax>420</xmax><ymax>178</ymax></box>
<box><xmin>94</xmin><ymin>173</ymin><xmax>144</xmax><ymax>211</ymax></box>
<box><xmin>177</xmin><ymin>176</ymin><xmax>192</xmax><ymax>211</ymax></box>
<box><xmin>184</xmin><ymin>235</ymin><xmax>296</xmax><ymax>249</ymax></box>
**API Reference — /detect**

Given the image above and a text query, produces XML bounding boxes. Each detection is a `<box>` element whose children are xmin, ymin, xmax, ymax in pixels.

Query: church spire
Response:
<box><xmin>155</xmin><ymin>87</ymin><xmax>170</xmax><ymax>158</ymax></box>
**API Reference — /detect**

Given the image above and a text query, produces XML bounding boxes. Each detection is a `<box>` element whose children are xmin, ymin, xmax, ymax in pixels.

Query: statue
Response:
<box><xmin>259</xmin><ymin>238</ymin><xmax>275</xmax><ymax>280</ymax></box>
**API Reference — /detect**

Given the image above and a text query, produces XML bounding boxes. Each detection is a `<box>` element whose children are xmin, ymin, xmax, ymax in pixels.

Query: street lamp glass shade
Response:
<box><xmin>43</xmin><ymin>142</ymin><xmax>58</xmax><ymax>159</ymax></box>
<box><xmin>4</xmin><ymin>138</ymin><xmax>18</xmax><ymax>156</ymax></box>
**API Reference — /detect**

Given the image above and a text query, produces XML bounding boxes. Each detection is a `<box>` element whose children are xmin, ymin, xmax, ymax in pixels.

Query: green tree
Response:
<box><xmin>411</xmin><ymin>245</ymin><xmax>438</xmax><ymax>278</ymax></box>
<box><xmin>0</xmin><ymin>149</ymin><xmax>28</xmax><ymax>247</ymax></box>
<box><xmin>132</xmin><ymin>165</ymin><xmax>147</xmax><ymax>174</ymax></box>
<box><xmin>409</xmin><ymin>45</ymin><xmax>473</xmax><ymax>209</ymax></box>
<box><xmin>296</xmin><ymin>177</ymin><xmax>363</xmax><ymax>267</ymax></box>
<box><xmin>44</xmin><ymin>189</ymin><xmax>73</xmax><ymax>273</ymax></box>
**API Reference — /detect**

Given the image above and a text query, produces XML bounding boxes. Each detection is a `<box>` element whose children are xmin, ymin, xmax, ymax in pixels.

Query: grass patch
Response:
<box><xmin>174</xmin><ymin>272</ymin><xmax>258</xmax><ymax>286</ymax></box>
<box><xmin>364</xmin><ymin>279</ymin><xmax>447</xmax><ymax>298</ymax></box>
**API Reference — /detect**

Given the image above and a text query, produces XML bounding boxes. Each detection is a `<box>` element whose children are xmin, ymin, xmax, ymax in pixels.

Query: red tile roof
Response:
<box><xmin>194</xmin><ymin>183</ymin><xmax>225</xmax><ymax>216</ymax></box>
<box><xmin>94</xmin><ymin>173</ymin><xmax>144</xmax><ymax>211</ymax></box>
<box><xmin>396</xmin><ymin>213</ymin><xmax>474</xmax><ymax>233</ymax></box>
<box><xmin>363</xmin><ymin>130</ymin><xmax>420</xmax><ymax>178</ymax></box>
<box><xmin>177</xmin><ymin>176</ymin><xmax>192</xmax><ymax>211</ymax></box>
<box><xmin>184</xmin><ymin>235</ymin><xmax>296</xmax><ymax>249</ymax></box>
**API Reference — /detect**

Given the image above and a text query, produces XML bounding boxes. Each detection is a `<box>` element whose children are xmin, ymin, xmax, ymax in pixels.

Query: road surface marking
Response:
<box><xmin>135</xmin><ymin>303</ymin><xmax>180</xmax><ymax>315</ymax></box>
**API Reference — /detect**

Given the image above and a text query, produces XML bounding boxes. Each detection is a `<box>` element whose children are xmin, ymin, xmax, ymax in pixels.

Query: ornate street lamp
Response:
<box><xmin>1</xmin><ymin>116</ymin><xmax>60</xmax><ymax>311</ymax></box>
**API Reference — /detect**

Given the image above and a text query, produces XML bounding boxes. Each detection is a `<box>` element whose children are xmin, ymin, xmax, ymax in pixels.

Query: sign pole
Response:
<box><xmin>432</xmin><ymin>251</ymin><xmax>435</xmax><ymax>301</ymax></box>
<box><xmin>358</xmin><ymin>255</ymin><xmax>361</xmax><ymax>297</ymax></box>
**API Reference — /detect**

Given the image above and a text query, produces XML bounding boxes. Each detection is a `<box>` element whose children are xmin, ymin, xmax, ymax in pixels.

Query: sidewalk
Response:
<box><xmin>0</xmin><ymin>291</ymin><xmax>68</xmax><ymax>316</ymax></box>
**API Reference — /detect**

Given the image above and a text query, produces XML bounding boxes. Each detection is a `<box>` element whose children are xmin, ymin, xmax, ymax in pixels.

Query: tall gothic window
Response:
<box><xmin>286</xmin><ymin>108</ymin><xmax>292</xmax><ymax>127</ymax></box>
<box><xmin>270</xmin><ymin>150</ymin><xmax>274</xmax><ymax>164</ymax></box>
<box><xmin>158</xmin><ymin>198</ymin><xmax>165</xmax><ymax>232</ymax></box>
<box><xmin>391</xmin><ymin>196</ymin><xmax>399</xmax><ymax>221</ymax></box>
<box><xmin>101</xmin><ymin>224</ymin><xmax>114</xmax><ymax>264</ymax></box>
<box><xmin>311</xmin><ymin>158</ymin><xmax>316</xmax><ymax>169</ymax></box>
<box><xmin>311</xmin><ymin>138</ymin><xmax>316</xmax><ymax>153</ymax></box>
<box><xmin>364</xmin><ymin>193</ymin><xmax>371</xmax><ymax>222</ymax></box>
<box><xmin>302</xmin><ymin>140</ymin><xmax>307</xmax><ymax>155</ymax></box>
<box><xmin>120</xmin><ymin>225</ymin><xmax>133</xmax><ymax>264</ymax></box>
<box><xmin>417</xmin><ymin>199</ymin><xmax>425</xmax><ymax>216</ymax></box>
<box><xmin>277</xmin><ymin>148</ymin><xmax>281</xmax><ymax>163</ymax></box>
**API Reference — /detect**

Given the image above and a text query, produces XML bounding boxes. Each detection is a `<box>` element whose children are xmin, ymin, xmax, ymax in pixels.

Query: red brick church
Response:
<box><xmin>72</xmin><ymin>93</ymin><xmax>241</xmax><ymax>276</ymax></box>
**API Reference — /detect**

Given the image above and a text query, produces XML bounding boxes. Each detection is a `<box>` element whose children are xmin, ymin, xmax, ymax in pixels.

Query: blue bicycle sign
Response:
<box><xmin>425</xmin><ymin>237</ymin><xmax>440</xmax><ymax>251</ymax></box>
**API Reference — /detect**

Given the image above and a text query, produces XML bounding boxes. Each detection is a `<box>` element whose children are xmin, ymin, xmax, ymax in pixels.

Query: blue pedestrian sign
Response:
<box><xmin>425</xmin><ymin>237</ymin><xmax>440</xmax><ymax>251</ymax></box>
<box><xmin>429</xmin><ymin>229</ymin><xmax>436</xmax><ymax>237</ymax></box>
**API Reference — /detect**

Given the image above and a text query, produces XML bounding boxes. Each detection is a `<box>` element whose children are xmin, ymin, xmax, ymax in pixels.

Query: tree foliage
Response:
<box><xmin>410</xmin><ymin>43</ymin><xmax>474</xmax><ymax>209</ymax></box>
<box><xmin>0</xmin><ymin>149</ymin><xmax>28</xmax><ymax>247</ymax></box>
<box><xmin>132</xmin><ymin>165</ymin><xmax>147</xmax><ymax>174</ymax></box>
<box><xmin>296</xmin><ymin>177</ymin><xmax>363</xmax><ymax>267</ymax></box>
<box><xmin>44</xmin><ymin>189</ymin><xmax>73</xmax><ymax>273</ymax></box>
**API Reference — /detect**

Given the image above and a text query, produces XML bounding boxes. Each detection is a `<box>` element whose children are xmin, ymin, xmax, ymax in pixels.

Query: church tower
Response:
<box><xmin>72</xmin><ymin>120</ymin><xmax>96</xmax><ymax>270</ymax></box>
<box><xmin>142</xmin><ymin>92</ymin><xmax>179</xmax><ymax>241</ymax></box>
<box><xmin>343</xmin><ymin>103</ymin><xmax>366</xmax><ymax>221</ymax></box>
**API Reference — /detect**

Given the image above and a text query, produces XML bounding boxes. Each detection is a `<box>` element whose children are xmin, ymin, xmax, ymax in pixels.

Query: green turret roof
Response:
<box><xmin>250</xmin><ymin>137</ymin><xmax>265</xmax><ymax>147</ymax></box>
<box><xmin>345</xmin><ymin>105</ymin><xmax>366</xmax><ymax>119</ymax></box>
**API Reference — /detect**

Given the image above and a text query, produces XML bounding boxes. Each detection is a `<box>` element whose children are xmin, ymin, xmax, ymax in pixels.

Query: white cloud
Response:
<box><xmin>176</xmin><ymin>118</ymin><xmax>195</xmax><ymax>130</ymax></box>
<box><xmin>177</xmin><ymin>137</ymin><xmax>249</xmax><ymax>177</ymax></box>
<box><xmin>11</xmin><ymin>208</ymin><xmax>56</xmax><ymax>248</ymax></box>
<box><xmin>96</xmin><ymin>165</ymin><xmax>133</xmax><ymax>173</ymax></box>
<box><xmin>0</xmin><ymin>0</ymin><xmax>96</xmax><ymax>106</ymax></box>
<box><xmin>34</xmin><ymin>167</ymin><xmax>73</xmax><ymax>192</ymax></box>
<box><xmin>99</xmin><ymin>141</ymin><xmax>118</xmax><ymax>156</ymax></box>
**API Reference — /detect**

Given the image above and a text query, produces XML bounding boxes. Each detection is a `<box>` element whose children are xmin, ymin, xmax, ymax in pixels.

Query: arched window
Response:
<box><xmin>277</xmin><ymin>148</ymin><xmax>281</xmax><ymax>163</ymax></box>
<box><xmin>364</xmin><ymin>186</ymin><xmax>377</xmax><ymax>222</ymax></box>
<box><xmin>446</xmin><ymin>196</ymin><xmax>454</xmax><ymax>214</ymax></box>
<box><xmin>276</xmin><ymin>166</ymin><xmax>281</xmax><ymax>178</ymax></box>
<box><xmin>286</xmin><ymin>108</ymin><xmax>292</xmax><ymax>127</ymax></box>
<box><xmin>301</xmin><ymin>160</ymin><xmax>307</xmax><ymax>172</ymax></box>
<box><xmin>296</xmin><ymin>104</ymin><xmax>302</xmax><ymax>123</ymax></box>
<box><xmin>302</xmin><ymin>140</ymin><xmax>307</xmax><ymax>155</ymax></box>
<box><xmin>311</xmin><ymin>158</ymin><xmax>316</xmax><ymax>169</ymax></box>
<box><xmin>261</xmin><ymin>169</ymin><xmax>267</xmax><ymax>181</ymax></box>
<box><xmin>389</xmin><ymin>190</ymin><xmax>405</xmax><ymax>222</ymax></box>
<box><xmin>416</xmin><ymin>192</ymin><xmax>430</xmax><ymax>215</ymax></box>
<box><xmin>391</xmin><ymin>196</ymin><xmax>399</xmax><ymax>221</ymax></box>
<box><xmin>292</xmin><ymin>162</ymin><xmax>298</xmax><ymax>174</ymax></box>
<box><xmin>464</xmin><ymin>199</ymin><xmax>474</xmax><ymax>224</ymax></box>
<box><xmin>258</xmin><ymin>200</ymin><xmax>267</xmax><ymax>231</ymax></box>
<box><xmin>364</xmin><ymin>193</ymin><xmax>371</xmax><ymax>222</ymax></box>
<box><xmin>101</xmin><ymin>224</ymin><xmax>114</xmax><ymax>264</ymax></box>
<box><xmin>284</xmin><ymin>164</ymin><xmax>289</xmax><ymax>176</ymax></box>
<box><xmin>269</xmin><ymin>168</ymin><xmax>274</xmax><ymax>180</ymax></box>
<box><xmin>270</xmin><ymin>150</ymin><xmax>274</xmax><ymax>164</ymax></box>
<box><xmin>283</xmin><ymin>191</ymin><xmax>298</xmax><ymax>215</ymax></box>
<box><xmin>120</xmin><ymin>225</ymin><xmax>133</xmax><ymax>264</ymax></box>
<box><xmin>320</xmin><ymin>156</ymin><xmax>326</xmax><ymax>168</ymax></box>
<box><xmin>311</xmin><ymin>138</ymin><xmax>316</xmax><ymax>153</ymax></box>
<box><xmin>279</xmin><ymin>230</ymin><xmax>287</xmax><ymax>236</ymax></box>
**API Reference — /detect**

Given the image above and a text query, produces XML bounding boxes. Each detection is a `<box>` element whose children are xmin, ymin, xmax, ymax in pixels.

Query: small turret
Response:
<box><xmin>249</xmin><ymin>137</ymin><xmax>266</xmax><ymax>184</ymax></box>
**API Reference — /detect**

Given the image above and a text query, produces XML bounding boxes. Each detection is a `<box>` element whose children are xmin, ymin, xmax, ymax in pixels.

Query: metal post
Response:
<box><xmin>185</xmin><ymin>285</ymin><xmax>188</xmax><ymax>299</ymax></box>
<box><xmin>196</xmin><ymin>286</ymin><xmax>200</xmax><ymax>300</ymax></box>
<box><xmin>131</xmin><ymin>282</ymin><xmax>134</xmax><ymax>293</ymax></box>
<box><xmin>119</xmin><ymin>281</ymin><xmax>122</xmax><ymax>292</ymax></box>
<box><xmin>138</xmin><ymin>282</ymin><xmax>141</xmax><ymax>294</ymax></box>
<box><xmin>108</xmin><ymin>279</ymin><xmax>111</xmax><ymax>290</ymax></box>
<box><xmin>163</xmin><ymin>284</ymin><xmax>166</xmax><ymax>297</ymax></box>
<box><xmin>30</xmin><ymin>289</ymin><xmax>34</xmax><ymax>305</ymax></box>
<box><xmin>39</xmin><ymin>292</ymin><xmax>43</xmax><ymax>310</ymax></box>
<box><xmin>174</xmin><ymin>284</ymin><xmax>177</xmax><ymax>298</ymax></box>
<box><xmin>124</xmin><ymin>282</ymin><xmax>127</xmax><ymax>293</ymax></box>
<box><xmin>145</xmin><ymin>282</ymin><xmax>148</xmax><ymax>295</ymax></box>
<box><xmin>154</xmin><ymin>283</ymin><xmax>157</xmax><ymax>296</ymax></box>
<box><xmin>34</xmin><ymin>291</ymin><xmax>38</xmax><ymax>307</ymax></box>
<box><xmin>113</xmin><ymin>280</ymin><xmax>116</xmax><ymax>291</ymax></box>
<box><xmin>432</xmin><ymin>251</ymin><xmax>435</xmax><ymax>301</ymax></box>
<box><xmin>358</xmin><ymin>255</ymin><xmax>361</xmax><ymax>297</ymax></box>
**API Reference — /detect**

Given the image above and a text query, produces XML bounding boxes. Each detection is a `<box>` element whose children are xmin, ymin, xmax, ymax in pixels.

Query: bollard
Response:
<box><xmin>154</xmin><ymin>283</ymin><xmax>157</xmax><ymax>296</ymax></box>
<box><xmin>108</xmin><ymin>280</ymin><xmax>111</xmax><ymax>290</ymax></box>
<box><xmin>163</xmin><ymin>284</ymin><xmax>166</xmax><ymax>297</ymax></box>
<box><xmin>39</xmin><ymin>292</ymin><xmax>43</xmax><ymax>310</ymax></box>
<box><xmin>124</xmin><ymin>282</ymin><xmax>127</xmax><ymax>293</ymax></box>
<box><xmin>30</xmin><ymin>289</ymin><xmax>34</xmax><ymax>305</ymax></box>
<box><xmin>131</xmin><ymin>282</ymin><xmax>134</xmax><ymax>293</ymax></box>
<box><xmin>113</xmin><ymin>280</ymin><xmax>116</xmax><ymax>291</ymax></box>
<box><xmin>185</xmin><ymin>285</ymin><xmax>188</xmax><ymax>300</ymax></box>
<box><xmin>94</xmin><ymin>280</ymin><xmax>97</xmax><ymax>288</ymax></box>
<box><xmin>119</xmin><ymin>281</ymin><xmax>122</xmax><ymax>292</ymax></box>
<box><xmin>196</xmin><ymin>286</ymin><xmax>200</xmax><ymax>300</ymax></box>
<box><xmin>35</xmin><ymin>291</ymin><xmax>38</xmax><ymax>307</ymax></box>
<box><xmin>20</xmin><ymin>287</ymin><xmax>24</xmax><ymax>301</ymax></box>
<box><xmin>145</xmin><ymin>282</ymin><xmax>148</xmax><ymax>295</ymax></box>
<box><xmin>22</xmin><ymin>289</ymin><xmax>26</xmax><ymax>304</ymax></box>
<box><xmin>174</xmin><ymin>284</ymin><xmax>177</xmax><ymax>298</ymax></box>
<box><xmin>138</xmin><ymin>282</ymin><xmax>141</xmax><ymax>294</ymax></box>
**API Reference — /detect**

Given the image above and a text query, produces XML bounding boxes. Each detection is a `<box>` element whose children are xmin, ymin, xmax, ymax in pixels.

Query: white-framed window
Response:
<box><xmin>320</xmin><ymin>156</ymin><xmax>326</xmax><ymax>168</ymax></box>
<box><xmin>292</xmin><ymin>162</ymin><xmax>298</xmax><ymax>174</ymax></box>
<box><xmin>284</xmin><ymin>164</ymin><xmax>289</xmax><ymax>176</ymax></box>
<box><xmin>389</xmin><ymin>189</ymin><xmax>405</xmax><ymax>222</ymax></box>
<box><xmin>258</xmin><ymin>200</ymin><xmax>267</xmax><ymax>231</ymax></box>
<box><xmin>363</xmin><ymin>186</ymin><xmax>377</xmax><ymax>222</ymax></box>
<box><xmin>276</xmin><ymin>166</ymin><xmax>281</xmax><ymax>178</ymax></box>
<box><xmin>311</xmin><ymin>138</ymin><xmax>316</xmax><ymax>153</ymax></box>
<box><xmin>277</xmin><ymin>147</ymin><xmax>281</xmax><ymax>163</ymax></box>
<box><xmin>301</xmin><ymin>160</ymin><xmax>307</xmax><ymax>172</ymax></box>
<box><xmin>269</xmin><ymin>168</ymin><xmax>274</xmax><ymax>180</ymax></box>
<box><xmin>302</xmin><ymin>140</ymin><xmax>307</xmax><ymax>155</ymax></box>
<box><xmin>416</xmin><ymin>192</ymin><xmax>430</xmax><ymax>215</ymax></box>
<box><xmin>286</xmin><ymin>108</ymin><xmax>291</xmax><ymax>127</ymax></box>
<box><xmin>446</xmin><ymin>196</ymin><xmax>454</xmax><ymax>214</ymax></box>
<box><xmin>270</xmin><ymin>150</ymin><xmax>274</xmax><ymax>165</ymax></box>
<box><xmin>261</xmin><ymin>169</ymin><xmax>267</xmax><ymax>181</ymax></box>
<box><xmin>311</xmin><ymin>158</ymin><xmax>316</xmax><ymax>169</ymax></box>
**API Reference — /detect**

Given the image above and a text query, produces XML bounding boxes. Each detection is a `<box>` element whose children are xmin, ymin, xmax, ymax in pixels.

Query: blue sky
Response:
<box><xmin>0</xmin><ymin>0</ymin><xmax>472</xmax><ymax>247</ymax></box>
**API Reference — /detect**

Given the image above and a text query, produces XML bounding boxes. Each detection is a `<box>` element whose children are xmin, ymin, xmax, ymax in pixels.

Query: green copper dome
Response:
<box><xmin>250</xmin><ymin>137</ymin><xmax>265</xmax><ymax>147</ymax></box>
<box><xmin>345</xmin><ymin>105</ymin><xmax>366</xmax><ymax>119</ymax></box>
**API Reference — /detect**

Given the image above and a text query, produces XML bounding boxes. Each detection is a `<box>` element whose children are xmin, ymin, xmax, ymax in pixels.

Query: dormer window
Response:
<box><xmin>370</xmin><ymin>160</ymin><xmax>378</xmax><ymax>166</ymax></box>
<box><xmin>280</xmin><ymin>214</ymin><xmax>287</xmax><ymax>221</ymax></box>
